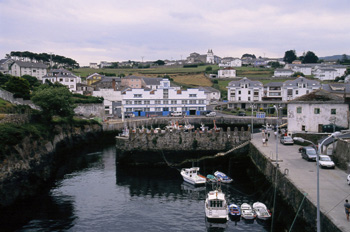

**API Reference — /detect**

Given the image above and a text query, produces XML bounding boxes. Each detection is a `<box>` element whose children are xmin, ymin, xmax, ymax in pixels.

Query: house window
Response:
<box><xmin>199</xmin><ymin>100</ymin><xmax>204</xmax><ymax>104</ymax></box>
<box><xmin>248</xmin><ymin>97</ymin><xmax>251</xmax><ymax>101</ymax></box>
<box><xmin>144</xmin><ymin>100</ymin><xmax>150</xmax><ymax>104</ymax></box>
<box><xmin>155</xmin><ymin>100</ymin><xmax>161</xmax><ymax>104</ymax></box>
<box><xmin>302</xmin><ymin>125</ymin><xmax>306</xmax><ymax>131</ymax></box>
<box><xmin>331</xmin><ymin>109</ymin><xmax>336</xmax><ymax>115</ymax></box>
<box><xmin>171</xmin><ymin>100</ymin><xmax>177</xmax><ymax>104</ymax></box>
<box><xmin>189</xmin><ymin>94</ymin><xmax>197</xmax><ymax>97</ymax></box>
<box><xmin>163</xmin><ymin>100</ymin><xmax>168</xmax><ymax>104</ymax></box>
<box><xmin>248</xmin><ymin>91</ymin><xmax>251</xmax><ymax>94</ymax></box>
<box><xmin>296</xmin><ymin>90</ymin><xmax>299</xmax><ymax>95</ymax></box>
<box><xmin>134</xmin><ymin>94</ymin><xmax>142</xmax><ymax>98</ymax></box>
<box><xmin>238</xmin><ymin>91</ymin><xmax>241</xmax><ymax>95</ymax></box>
<box><xmin>182</xmin><ymin>100</ymin><xmax>188</xmax><ymax>104</ymax></box>
<box><xmin>297</xmin><ymin>107</ymin><xmax>302</xmax><ymax>114</ymax></box>
<box><xmin>238</xmin><ymin>97</ymin><xmax>241</xmax><ymax>101</ymax></box>
<box><xmin>189</xmin><ymin>100</ymin><xmax>196</xmax><ymax>104</ymax></box>
<box><xmin>314</xmin><ymin>108</ymin><xmax>320</xmax><ymax>114</ymax></box>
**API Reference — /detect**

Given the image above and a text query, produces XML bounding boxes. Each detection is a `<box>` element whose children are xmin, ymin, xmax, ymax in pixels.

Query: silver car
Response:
<box><xmin>280</xmin><ymin>136</ymin><xmax>294</xmax><ymax>145</ymax></box>
<box><xmin>318</xmin><ymin>155</ymin><xmax>335</xmax><ymax>169</ymax></box>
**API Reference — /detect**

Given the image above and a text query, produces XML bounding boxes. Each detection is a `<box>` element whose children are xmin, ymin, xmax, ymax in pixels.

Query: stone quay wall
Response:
<box><xmin>116</xmin><ymin>127</ymin><xmax>251</xmax><ymax>152</ymax></box>
<box><xmin>333</xmin><ymin>138</ymin><xmax>350</xmax><ymax>172</ymax></box>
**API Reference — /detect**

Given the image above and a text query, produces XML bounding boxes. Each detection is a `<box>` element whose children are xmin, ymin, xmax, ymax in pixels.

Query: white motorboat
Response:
<box><xmin>205</xmin><ymin>189</ymin><xmax>229</xmax><ymax>223</ymax></box>
<box><xmin>253</xmin><ymin>202</ymin><xmax>271</xmax><ymax>220</ymax></box>
<box><xmin>214</xmin><ymin>171</ymin><xmax>233</xmax><ymax>184</ymax></box>
<box><xmin>180</xmin><ymin>167</ymin><xmax>206</xmax><ymax>186</ymax></box>
<box><xmin>240</xmin><ymin>203</ymin><xmax>256</xmax><ymax>220</ymax></box>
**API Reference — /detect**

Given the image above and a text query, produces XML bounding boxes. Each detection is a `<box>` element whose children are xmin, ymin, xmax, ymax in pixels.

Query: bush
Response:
<box><xmin>72</xmin><ymin>94</ymin><xmax>104</xmax><ymax>103</ymax></box>
<box><xmin>183</xmin><ymin>64</ymin><xmax>198</xmax><ymax>68</ymax></box>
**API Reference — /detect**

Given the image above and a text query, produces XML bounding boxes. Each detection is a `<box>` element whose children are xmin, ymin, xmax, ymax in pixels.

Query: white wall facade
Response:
<box><xmin>10</xmin><ymin>63</ymin><xmax>47</xmax><ymax>80</ymax></box>
<box><xmin>122</xmin><ymin>87</ymin><xmax>207</xmax><ymax>116</ymax></box>
<box><xmin>313</xmin><ymin>69</ymin><xmax>337</xmax><ymax>81</ymax></box>
<box><xmin>218</xmin><ymin>69</ymin><xmax>236</xmax><ymax>78</ymax></box>
<box><xmin>274</xmin><ymin>69</ymin><xmax>294</xmax><ymax>77</ymax></box>
<box><xmin>287</xmin><ymin>103</ymin><xmax>349</xmax><ymax>132</ymax></box>
<box><xmin>42</xmin><ymin>75</ymin><xmax>81</xmax><ymax>92</ymax></box>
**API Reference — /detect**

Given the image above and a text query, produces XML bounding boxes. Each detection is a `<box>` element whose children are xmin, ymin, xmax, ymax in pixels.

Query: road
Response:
<box><xmin>251</xmin><ymin>132</ymin><xmax>350</xmax><ymax>232</ymax></box>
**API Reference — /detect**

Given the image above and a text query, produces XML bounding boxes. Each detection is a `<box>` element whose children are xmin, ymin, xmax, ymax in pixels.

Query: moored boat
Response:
<box><xmin>206</xmin><ymin>174</ymin><xmax>217</xmax><ymax>183</ymax></box>
<box><xmin>205</xmin><ymin>189</ymin><xmax>229</xmax><ymax>223</ymax></box>
<box><xmin>241</xmin><ymin>203</ymin><xmax>256</xmax><ymax>220</ymax></box>
<box><xmin>253</xmin><ymin>202</ymin><xmax>271</xmax><ymax>220</ymax></box>
<box><xmin>214</xmin><ymin>171</ymin><xmax>233</xmax><ymax>184</ymax></box>
<box><xmin>228</xmin><ymin>203</ymin><xmax>241</xmax><ymax>221</ymax></box>
<box><xmin>180</xmin><ymin>167</ymin><xmax>206</xmax><ymax>186</ymax></box>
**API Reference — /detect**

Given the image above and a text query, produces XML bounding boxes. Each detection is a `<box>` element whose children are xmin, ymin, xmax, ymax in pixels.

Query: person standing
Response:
<box><xmin>344</xmin><ymin>199</ymin><xmax>350</xmax><ymax>221</ymax></box>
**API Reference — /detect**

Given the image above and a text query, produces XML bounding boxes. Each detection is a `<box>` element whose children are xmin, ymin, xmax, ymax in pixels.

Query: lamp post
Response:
<box><xmin>273</xmin><ymin>105</ymin><xmax>281</xmax><ymax>166</ymax></box>
<box><xmin>250</xmin><ymin>102</ymin><xmax>255</xmax><ymax>138</ymax></box>
<box><xmin>293</xmin><ymin>133</ymin><xmax>339</xmax><ymax>232</ymax></box>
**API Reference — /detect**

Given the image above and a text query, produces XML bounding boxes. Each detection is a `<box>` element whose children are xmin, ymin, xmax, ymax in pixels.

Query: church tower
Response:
<box><xmin>206</xmin><ymin>49</ymin><xmax>215</xmax><ymax>64</ymax></box>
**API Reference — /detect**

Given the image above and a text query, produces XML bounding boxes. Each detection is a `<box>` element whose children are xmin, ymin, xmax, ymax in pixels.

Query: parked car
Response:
<box><xmin>300</xmin><ymin>146</ymin><xmax>317</xmax><ymax>161</ymax></box>
<box><xmin>318</xmin><ymin>155</ymin><xmax>335</xmax><ymax>169</ymax></box>
<box><xmin>280</xmin><ymin>136</ymin><xmax>294</xmax><ymax>145</ymax></box>
<box><xmin>206</xmin><ymin>112</ymin><xmax>217</xmax><ymax>117</ymax></box>
<box><xmin>237</xmin><ymin>111</ymin><xmax>246</xmax><ymax>116</ymax></box>
<box><xmin>347</xmin><ymin>174</ymin><xmax>350</xmax><ymax>185</ymax></box>
<box><xmin>171</xmin><ymin>111</ymin><xmax>183</xmax><ymax>117</ymax></box>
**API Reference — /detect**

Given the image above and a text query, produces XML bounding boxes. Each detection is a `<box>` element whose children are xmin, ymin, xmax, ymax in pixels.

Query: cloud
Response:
<box><xmin>0</xmin><ymin>0</ymin><xmax>350</xmax><ymax>65</ymax></box>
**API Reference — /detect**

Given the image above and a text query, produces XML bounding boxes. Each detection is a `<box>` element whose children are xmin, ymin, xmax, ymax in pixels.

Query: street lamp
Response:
<box><xmin>293</xmin><ymin>133</ymin><xmax>340</xmax><ymax>232</ymax></box>
<box><xmin>273</xmin><ymin>105</ymin><xmax>281</xmax><ymax>166</ymax></box>
<box><xmin>250</xmin><ymin>102</ymin><xmax>255</xmax><ymax>138</ymax></box>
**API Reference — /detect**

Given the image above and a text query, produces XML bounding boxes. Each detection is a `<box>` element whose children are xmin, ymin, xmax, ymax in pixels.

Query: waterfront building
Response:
<box><xmin>282</xmin><ymin>77</ymin><xmax>321</xmax><ymax>101</ymax></box>
<box><xmin>287</xmin><ymin>89</ymin><xmax>349</xmax><ymax>133</ymax></box>
<box><xmin>121</xmin><ymin>79</ymin><xmax>206</xmax><ymax>116</ymax></box>
<box><xmin>227</xmin><ymin>77</ymin><xmax>264</xmax><ymax>109</ymax></box>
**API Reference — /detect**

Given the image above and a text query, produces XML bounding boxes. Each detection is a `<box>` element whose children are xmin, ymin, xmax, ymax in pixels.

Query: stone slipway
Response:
<box><xmin>250</xmin><ymin>133</ymin><xmax>350</xmax><ymax>232</ymax></box>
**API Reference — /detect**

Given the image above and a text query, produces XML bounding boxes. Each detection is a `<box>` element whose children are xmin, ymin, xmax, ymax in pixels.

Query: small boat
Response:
<box><xmin>206</xmin><ymin>174</ymin><xmax>217</xmax><ymax>183</ymax></box>
<box><xmin>253</xmin><ymin>202</ymin><xmax>271</xmax><ymax>220</ymax></box>
<box><xmin>214</xmin><ymin>171</ymin><xmax>233</xmax><ymax>184</ymax></box>
<box><xmin>116</xmin><ymin>125</ymin><xmax>129</xmax><ymax>139</ymax></box>
<box><xmin>228</xmin><ymin>204</ymin><xmax>241</xmax><ymax>221</ymax></box>
<box><xmin>180</xmin><ymin>167</ymin><xmax>206</xmax><ymax>186</ymax></box>
<box><xmin>241</xmin><ymin>203</ymin><xmax>256</xmax><ymax>220</ymax></box>
<box><xmin>205</xmin><ymin>189</ymin><xmax>229</xmax><ymax>223</ymax></box>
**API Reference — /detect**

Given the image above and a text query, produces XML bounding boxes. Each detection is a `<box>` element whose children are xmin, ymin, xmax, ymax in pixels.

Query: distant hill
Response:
<box><xmin>319</xmin><ymin>54</ymin><xmax>349</xmax><ymax>61</ymax></box>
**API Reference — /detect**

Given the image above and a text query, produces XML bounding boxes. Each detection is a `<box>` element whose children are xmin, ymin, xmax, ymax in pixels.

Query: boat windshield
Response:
<box><xmin>210</xmin><ymin>200</ymin><xmax>223</xmax><ymax>208</ymax></box>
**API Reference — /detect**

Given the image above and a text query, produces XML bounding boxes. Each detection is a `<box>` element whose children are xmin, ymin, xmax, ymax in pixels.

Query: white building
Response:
<box><xmin>313</xmin><ymin>68</ymin><xmax>338</xmax><ymax>81</ymax></box>
<box><xmin>218</xmin><ymin>68</ymin><xmax>236</xmax><ymax>78</ymax></box>
<box><xmin>122</xmin><ymin>79</ymin><xmax>207</xmax><ymax>116</ymax></box>
<box><xmin>89</xmin><ymin>63</ymin><xmax>99</xmax><ymax>69</ymax></box>
<box><xmin>206</xmin><ymin>49</ymin><xmax>215</xmax><ymax>64</ymax></box>
<box><xmin>274</xmin><ymin>69</ymin><xmax>294</xmax><ymax>77</ymax></box>
<box><xmin>197</xmin><ymin>86</ymin><xmax>221</xmax><ymax>102</ymax></box>
<box><xmin>287</xmin><ymin>89</ymin><xmax>349</xmax><ymax>133</ymax></box>
<box><xmin>282</xmin><ymin>77</ymin><xmax>321</xmax><ymax>101</ymax></box>
<box><xmin>227</xmin><ymin>77</ymin><xmax>264</xmax><ymax>109</ymax></box>
<box><xmin>219</xmin><ymin>58</ymin><xmax>242</xmax><ymax>67</ymax></box>
<box><xmin>42</xmin><ymin>69</ymin><xmax>81</xmax><ymax>92</ymax></box>
<box><xmin>9</xmin><ymin>60</ymin><xmax>47</xmax><ymax>80</ymax></box>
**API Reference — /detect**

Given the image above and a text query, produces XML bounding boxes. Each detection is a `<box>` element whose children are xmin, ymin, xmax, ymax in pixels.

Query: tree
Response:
<box><xmin>4</xmin><ymin>76</ymin><xmax>30</xmax><ymax>99</ymax></box>
<box><xmin>241</xmin><ymin>54</ymin><xmax>256</xmax><ymax>59</ymax></box>
<box><xmin>292</xmin><ymin>72</ymin><xmax>305</xmax><ymax>77</ymax></box>
<box><xmin>205</xmin><ymin>66</ymin><xmax>213</xmax><ymax>72</ymax></box>
<box><xmin>302</xmin><ymin>51</ymin><xmax>318</xmax><ymax>63</ymax></box>
<box><xmin>153</xmin><ymin>60</ymin><xmax>165</xmax><ymax>66</ymax></box>
<box><xmin>22</xmin><ymin>75</ymin><xmax>41</xmax><ymax>90</ymax></box>
<box><xmin>31</xmin><ymin>84</ymin><xmax>76</xmax><ymax>122</ymax></box>
<box><xmin>268</xmin><ymin>61</ymin><xmax>283</xmax><ymax>68</ymax></box>
<box><xmin>283</xmin><ymin>50</ymin><xmax>297</xmax><ymax>63</ymax></box>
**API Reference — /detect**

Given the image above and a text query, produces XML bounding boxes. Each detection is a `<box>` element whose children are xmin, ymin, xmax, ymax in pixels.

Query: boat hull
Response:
<box><xmin>182</xmin><ymin>176</ymin><xmax>206</xmax><ymax>186</ymax></box>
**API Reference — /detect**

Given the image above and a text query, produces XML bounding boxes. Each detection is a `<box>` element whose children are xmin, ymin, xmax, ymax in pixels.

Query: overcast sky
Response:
<box><xmin>1</xmin><ymin>0</ymin><xmax>349</xmax><ymax>66</ymax></box>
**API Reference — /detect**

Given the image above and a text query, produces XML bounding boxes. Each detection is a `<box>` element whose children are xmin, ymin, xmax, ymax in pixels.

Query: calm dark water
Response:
<box><xmin>0</xmin><ymin>146</ymin><xmax>280</xmax><ymax>232</ymax></box>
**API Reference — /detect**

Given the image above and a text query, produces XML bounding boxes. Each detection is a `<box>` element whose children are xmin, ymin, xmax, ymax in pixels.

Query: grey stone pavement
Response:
<box><xmin>251</xmin><ymin>132</ymin><xmax>350</xmax><ymax>232</ymax></box>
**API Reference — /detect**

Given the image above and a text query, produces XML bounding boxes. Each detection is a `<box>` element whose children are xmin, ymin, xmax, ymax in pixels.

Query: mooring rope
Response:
<box><xmin>162</xmin><ymin>141</ymin><xmax>250</xmax><ymax>167</ymax></box>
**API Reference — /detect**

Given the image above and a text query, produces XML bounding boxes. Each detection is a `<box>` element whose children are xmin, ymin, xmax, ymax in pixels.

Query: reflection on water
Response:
<box><xmin>0</xmin><ymin>145</ymin><xmax>289</xmax><ymax>231</ymax></box>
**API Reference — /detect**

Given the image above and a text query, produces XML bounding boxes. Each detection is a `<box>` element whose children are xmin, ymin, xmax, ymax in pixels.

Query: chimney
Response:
<box><xmin>112</xmin><ymin>79</ymin><xmax>116</xmax><ymax>91</ymax></box>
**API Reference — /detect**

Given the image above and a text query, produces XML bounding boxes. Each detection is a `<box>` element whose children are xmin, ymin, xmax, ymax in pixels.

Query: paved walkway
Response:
<box><xmin>251</xmin><ymin>133</ymin><xmax>350</xmax><ymax>232</ymax></box>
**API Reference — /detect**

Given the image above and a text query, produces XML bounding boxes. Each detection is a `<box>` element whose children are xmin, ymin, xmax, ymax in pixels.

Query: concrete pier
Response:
<box><xmin>250</xmin><ymin>133</ymin><xmax>350</xmax><ymax>232</ymax></box>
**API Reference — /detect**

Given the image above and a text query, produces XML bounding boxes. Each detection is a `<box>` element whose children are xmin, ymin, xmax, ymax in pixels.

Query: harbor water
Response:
<box><xmin>0</xmin><ymin>145</ymin><xmax>306</xmax><ymax>231</ymax></box>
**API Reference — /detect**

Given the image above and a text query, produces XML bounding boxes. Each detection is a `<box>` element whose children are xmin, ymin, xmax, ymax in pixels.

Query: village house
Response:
<box><xmin>122</xmin><ymin>79</ymin><xmax>207</xmax><ymax>117</ymax></box>
<box><xmin>226</xmin><ymin>77</ymin><xmax>264</xmax><ymax>109</ymax></box>
<box><xmin>89</xmin><ymin>63</ymin><xmax>99</xmax><ymax>69</ymax></box>
<box><xmin>197</xmin><ymin>86</ymin><xmax>221</xmax><ymax>102</ymax></box>
<box><xmin>86</xmin><ymin>73</ymin><xmax>106</xmax><ymax>86</ymax></box>
<box><xmin>219</xmin><ymin>58</ymin><xmax>242</xmax><ymax>67</ymax></box>
<box><xmin>42</xmin><ymin>69</ymin><xmax>81</xmax><ymax>92</ymax></box>
<box><xmin>287</xmin><ymin>89</ymin><xmax>349</xmax><ymax>133</ymax></box>
<box><xmin>313</xmin><ymin>68</ymin><xmax>338</xmax><ymax>81</ymax></box>
<box><xmin>218</xmin><ymin>68</ymin><xmax>236</xmax><ymax>78</ymax></box>
<box><xmin>281</xmin><ymin>77</ymin><xmax>321</xmax><ymax>101</ymax></box>
<box><xmin>274</xmin><ymin>69</ymin><xmax>294</xmax><ymax>77</ymax></box>
<box><xmin>7</xmin><ymin>60</ymin><xmax>47</xmax><ymax>80</ymax></box>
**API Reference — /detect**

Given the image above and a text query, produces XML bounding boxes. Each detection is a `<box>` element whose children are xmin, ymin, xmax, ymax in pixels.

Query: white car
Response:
<box><xmin>318</xmin><ymin>155</ymin><xmax>335</xmax><ymax>169</ymax></box>
<box><xmin>206</xmin><ymin>112</ymin><xmax>216</xmax><ymax>117</ymax></box>
<box><xmin>170</xmin><ymin>111</ymin><xmax>182</xmax><ymax>117</ymax></box>
<box><xmin>347</xmin><ymin>174</ymin><xmax>350</xmax><ymax>185</ymax></box>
